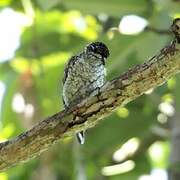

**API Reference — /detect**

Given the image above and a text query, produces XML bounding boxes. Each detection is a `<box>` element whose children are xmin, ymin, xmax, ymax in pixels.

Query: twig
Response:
<box><xmin>145</xmin><ymin>26</ymin><xmax>172</xmax><ymax>35</ymax></box>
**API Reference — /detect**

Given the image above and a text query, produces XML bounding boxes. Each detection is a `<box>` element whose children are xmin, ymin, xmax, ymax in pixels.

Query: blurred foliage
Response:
<box><xmin>0</xmin><ymin>0</ymin><xmax>180</xmax><ymax>179</ymax></box>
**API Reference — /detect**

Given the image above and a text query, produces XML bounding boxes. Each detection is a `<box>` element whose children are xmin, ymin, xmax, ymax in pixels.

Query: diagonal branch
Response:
<box><xmin>0</xmin><ymin>18</ymin><xmax>180</xmax><ymax>171</ymax></box>
<box><xmin>144</xmin><ymin>26</ymin><xmax>172</xmax><ymax>35</ymax></box>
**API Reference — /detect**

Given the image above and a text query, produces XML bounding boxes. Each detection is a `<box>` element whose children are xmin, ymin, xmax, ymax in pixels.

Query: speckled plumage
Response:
<box><xmin>62</xmin><ymin>42</ymin><xmax>110</xmax><ymax>144</ymax></box>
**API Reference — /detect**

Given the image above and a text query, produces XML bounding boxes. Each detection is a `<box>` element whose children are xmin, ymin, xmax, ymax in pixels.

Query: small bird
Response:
<box><xmin>62</xmin><ymin>42</ymin><xmax>110</xmax><ymax>144</ymax></box>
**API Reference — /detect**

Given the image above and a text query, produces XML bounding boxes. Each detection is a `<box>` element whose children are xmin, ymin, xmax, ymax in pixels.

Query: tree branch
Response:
<box><xmin>0</xmin><ymin>18</ymin><xmax>180</xmax><ymax>171</ymax></box>
<box><xmin>144</xmin><ymin>26</ymin><xmax>172</xmax><ymax>35</ymax></box>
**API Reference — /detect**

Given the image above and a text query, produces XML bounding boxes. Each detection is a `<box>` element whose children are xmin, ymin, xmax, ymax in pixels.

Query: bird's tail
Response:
<box><xmin>76</xmin><ymin>131</ymin><xmax>85</xmax><ymax>145</ymax></box>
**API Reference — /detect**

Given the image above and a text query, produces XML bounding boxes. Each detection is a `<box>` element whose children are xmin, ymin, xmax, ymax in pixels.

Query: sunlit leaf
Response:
<box><xmin>0</xmin><ymin>0</ymin><xmax>11</xmax><ymax>7</ymax></box>
<box><xmin>148</xmin><ymin>141</ymin><xmax>170</xmax><ymax>168</ymax></box>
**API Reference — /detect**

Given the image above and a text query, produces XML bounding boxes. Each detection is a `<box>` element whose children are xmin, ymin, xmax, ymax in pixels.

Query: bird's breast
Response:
<box><xmin>63</xmin><ymin>60</ymin><xmax>105</xmax><ymax>106</ymax></box>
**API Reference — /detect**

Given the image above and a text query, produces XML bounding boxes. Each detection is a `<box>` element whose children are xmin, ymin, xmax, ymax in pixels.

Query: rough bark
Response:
<box><xmin>0</xmin><ymin>18</ymin><xmax>180</xmax><ymax>172</ymax></box>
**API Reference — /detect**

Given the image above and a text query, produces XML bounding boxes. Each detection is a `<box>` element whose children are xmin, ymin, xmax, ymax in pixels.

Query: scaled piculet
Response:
<box><xmin>62</xmin><ymin>42</ymin><xmax>110</xmax><ymax>144</ymax></box>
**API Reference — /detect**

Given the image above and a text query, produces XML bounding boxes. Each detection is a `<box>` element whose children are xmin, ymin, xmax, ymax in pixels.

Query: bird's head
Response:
<box><xmin>85</xmin><ymin>42</ymin><xmax>110</xmax><ymax>64</ymax></box>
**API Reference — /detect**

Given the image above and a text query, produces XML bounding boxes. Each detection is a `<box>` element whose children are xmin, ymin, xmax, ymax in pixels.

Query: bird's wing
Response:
<box><xmin>62</xmin><ymin>55</ymin><xmax>78</xmax><ymax>85</ymax></box>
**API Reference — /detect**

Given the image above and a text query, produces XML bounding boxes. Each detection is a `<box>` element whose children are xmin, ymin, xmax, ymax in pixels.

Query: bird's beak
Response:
<box><xmin>102</xmin><ymin>57</ymin><xmax>106</xmax><ymax>65</ymax></box>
